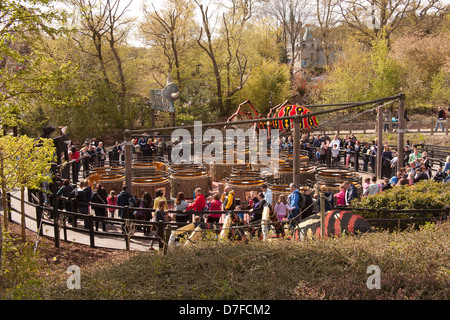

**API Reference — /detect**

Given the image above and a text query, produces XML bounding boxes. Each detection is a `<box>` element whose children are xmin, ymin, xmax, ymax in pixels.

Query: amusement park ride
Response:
<box><xmin>227</xmin><ymin>99</ymin><xmax>319</xmax><ymax>134</ymax></box>
<box><xmin>164</xmin><ymin>99</ymin><xmax>375</xmax><ymax>247</ymax></box>
<box><xmin>121</xmin><ymin>93</ymin><xmax>405</xmax><ymax>249</ymax></box>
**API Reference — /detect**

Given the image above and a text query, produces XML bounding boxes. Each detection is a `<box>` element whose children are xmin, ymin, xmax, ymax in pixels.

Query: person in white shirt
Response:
<box><xmin>261</xmin><ymin>184</ymin><xmax>272</xmax><ymax>206</ymax></box>
<box><xmin>363</xmin><ymin>176</ymin><xmax>381</xmax><ymax>197</ymax></box>
<box><xmin>329</xmin><ymin>135</ymin><xmax>340</xmax><ymax>150</ymax></box>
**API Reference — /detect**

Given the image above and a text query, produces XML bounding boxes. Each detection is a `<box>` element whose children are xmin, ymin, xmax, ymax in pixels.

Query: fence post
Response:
<box><xmin>123</xmin><ymin>205</ymin><xmax>130</xmax><ymax>219</ymax></box>
<box><xmin>157</xmin><ymin>220</ymin><xmax>164</xmax><ymax>251</ymax></box>
<box><xmin>6</xmin><ymin>192</ymin><xmax>12</xmax><ymax>223</ymax></box>
<box><xmin>70</xmin><ymin>199</ymin><xmax>77</xmax><ymax>228</ymax></box>
<box><xmin>89</xmin><ymin>215</ymin><xmax>95</xmax><ymax>248</ymax></box>
<box><xmin>388</xmin><ymin>109</ymin><xmax>393</xmax><ymax>132</ymax></box>
<box><xmin>446</xmin><ymin>118</ymin><xmax>449</xmax><ymax>136</ymax></box>
<box><xmin>36</xmin><ymin>190</ymin><xmax>44</xmax><ymax>236</ymax></box>
<box><xmin>397</xmin><ymin>94</ymin><xmax>405</xmax><ymax>173</ymax></box>
<box><xmin>124</xmin><ymin>220</ymin><xmax>130</xmax><ymax>252</ymax></box>
<box><xmin>376</xmin><ymin>105</ymin><xmax>383</xmax><ymax>179</ymax></box>
<box><xmin>293</xmin><ymin>117</ymin><xmax>301</xmax><ymax>187</ymax></box>
<box><xmin>50</xmin><ymin>163</ymin><xmax>60</xmax><ymax>249</ymax></box>
<box><xmin>71</xmin><ymin>161</ymin><xmax>78</xmax><ymax>184</ymax></box>
<box><xmin>163</xmin><ymin>225</ymin><xmax>172</xmax><ymax>255</ymax></box>
<box><xmin>320</xmin><ymin>192</ymin><xmax>325</xmax><ymax>238</ymax></box>
<box><xmin>124</xmin><ymin>132</ymin><xmax>133</xmax><ymax>191</ymax></box>
<box><xmin>63</xmin><ymin>215</ymin><xmax>68</xmax><ymax>242</ymax></box>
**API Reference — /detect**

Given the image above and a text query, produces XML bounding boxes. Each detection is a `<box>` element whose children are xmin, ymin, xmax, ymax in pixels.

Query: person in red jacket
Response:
<box><xmin>185</xmin><ymin>188</ymin><xmax>206</xmax><ymax>221</ymax></box>
<box><xmin>206</xmin><ymin>193</ymin><xmax>222</xmax><ymax>223</ymax></box>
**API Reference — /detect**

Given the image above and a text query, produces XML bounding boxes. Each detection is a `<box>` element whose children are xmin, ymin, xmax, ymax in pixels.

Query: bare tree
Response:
<box><xmin>338</xmin><ymin>0</ymin><xmax>447</xmax><ymax>46</ymax></box>
<box><xmin>402</xmin><ymin>0</ymin><xmax>447</xmax><ymax>35</ymax></box>
<box><xmin>194</xmin><ymin>0</ymin><xmax>225</xmax><ymax>114</ymax></box>
<box><xmin>222</xmin><ymin>0</ymin><xmax>257</xmax><ymax>112</ymax></box>
<box><xmin>104</xmin><ymin>0</ymin><xmax>134</xmax><ymax>109</ymax></box>
<box><xmin>68</xmin><ymin>0</ymin><xmax>134</xmax><ymax>125</ymax></box>
<box><xmin>140</xmin><ymin>0</ymin><xmax>197</xmax><ymax>87</ymax></box>
<box><xmin>194</xmin><ymin>0</ymin><xmax>257</xmax><ymax>115</ymax></box>
<box><xmin>316</xmin><ymin>0</ymin><xmax>341</xmax><ymax>66</ymax></box>
<box><xmin>264</xmin><ymin>0</ymin><xmax>313</xmax><ymax>75</ymax></box>
<box><xmin>68</xmin><ymin>0</ymin><xmax>111</xmax><ymax>89</ymax></box>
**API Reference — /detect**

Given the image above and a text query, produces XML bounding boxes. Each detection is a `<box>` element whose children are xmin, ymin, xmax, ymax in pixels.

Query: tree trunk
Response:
<box><xmin>21</xmin><ymin>186</ymin><xmax>26</xmax><ymax>242</ymax></box>
<box><xmin>170</xmin><ymin>32</ymin><xmax>182</xmax><ymax>87</ymax></box>
<box><xmin>108</xmin><ymin>38</ymin><xmax>127</xmax><ymax>127</ymax></box>
<box><xmin>196</xmin><ymin>3</ymin><xmax>225</xmax><ymax>115</ymax></box>
<box><xmin>0</xmin><ymin>156</ymin><xmax>3</xmax><ymax>273</ymax></box>
<box><xmin>1</xmin><ymin>152</ymin><xmax>7</xmax><ymax>231</ymax></box>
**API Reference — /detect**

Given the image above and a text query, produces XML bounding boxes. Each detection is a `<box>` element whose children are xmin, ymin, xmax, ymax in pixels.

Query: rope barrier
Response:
<box><xmin>313</xmin><ymin>99</ymin><xmax>398</xmax><ymax>132</ymax></box>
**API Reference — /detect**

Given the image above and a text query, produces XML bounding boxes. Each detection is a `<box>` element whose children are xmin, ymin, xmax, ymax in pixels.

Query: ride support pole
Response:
<box><xmin>320</xmin><ymin>192</ymin><xmax>325</xmax><ymax>239</ymax></box>
<box><xmin>293</xmin><ymin>117</ymin><xmax>301</xmax><ymax>187</ymax></box>
<box><xmin>376</xmin><ymin>105</ymin><xmax>383</xmax><ymax>179</ymax></box>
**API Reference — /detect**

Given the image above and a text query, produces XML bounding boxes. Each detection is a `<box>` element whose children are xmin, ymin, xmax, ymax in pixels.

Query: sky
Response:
<box><xmin>65</xmin><ymin>0</ymin><xmax>450</xmax><ymax>47</ymax></box>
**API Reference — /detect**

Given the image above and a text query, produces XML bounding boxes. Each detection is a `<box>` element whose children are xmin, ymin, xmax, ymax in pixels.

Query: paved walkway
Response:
<box><xmin>5</xmin><ymin>189</ymin><xmax>157</xmax><ymax>251</ymax></box>
<box><xmin>2</xmin><ymin>180</ymin><xmax>223</xmax><ymax>252</ymax></box>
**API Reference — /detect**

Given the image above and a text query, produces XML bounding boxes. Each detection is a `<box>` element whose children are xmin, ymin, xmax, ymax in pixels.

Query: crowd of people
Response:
<box><xmin>277</xmin><ymin>131</ymin><xmax>450</xmax><ymax>183</ymax></box>
<box><xmin>386</xmin><ymin>154</ymin><xmax>450</xmax><ymax>186</ymax></box>
<box><xmin>68</xmin><ymin>130</ymin><xmax>447</xmax><ymax>185</ymax></box>
<box><xmin>56</xmin><ymin>174</ymin><xmax>320</xmax><ymax>242</ymax></box>
<box><xmin>65</xmin><ymin>135</ymin><xmax>169</xmax><ymax>180</ymax></box>
<box><xmin>56</xmin><ymin>125</ymin><xmax>448</xmax><ymax>245</ymax></box>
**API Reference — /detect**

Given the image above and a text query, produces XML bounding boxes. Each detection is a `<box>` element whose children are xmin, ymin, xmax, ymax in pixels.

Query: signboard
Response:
<box><xmin>149</xmin><ymin>81</ymin><xmax>179</xmax><ymax>113</ymax></box>
<box><xmin>149</xmin><ymin>89</ymin><xmax>175</xmax><ymax>113</ymax></box>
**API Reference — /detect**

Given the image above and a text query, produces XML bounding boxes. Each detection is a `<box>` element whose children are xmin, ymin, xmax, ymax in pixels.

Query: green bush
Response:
<box><xmin>0</xmin><ymin>230</ymin><xmax>46</xmax><ymax>299</ymax></box>
<box><xmin>351</xmin><ymin>180</ymin><xmax>450</xmax><ymax>219</ymax></box>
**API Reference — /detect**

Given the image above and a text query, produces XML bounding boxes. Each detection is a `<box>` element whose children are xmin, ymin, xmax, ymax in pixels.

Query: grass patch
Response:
<box><xmin>32</xmin><ymin>222</ymin><xmax>450</xmax><ymax>300</ymax></box>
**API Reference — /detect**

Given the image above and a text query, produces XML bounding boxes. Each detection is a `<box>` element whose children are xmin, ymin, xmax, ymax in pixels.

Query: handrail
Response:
<box><xmin>6</xmin><ymin>185</ymin><xmax>450</xmax><ymax>252</ymax></box>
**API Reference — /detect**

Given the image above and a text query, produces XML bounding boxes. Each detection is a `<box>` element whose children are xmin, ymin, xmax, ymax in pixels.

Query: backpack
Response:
<box><xmin>128</xmin><ymin>196</ymin><xmax>137</xmax><ymax>207</ymax></box>
<box><xmin>74</xmin><ymin>188</ymin><xmax>89</xmax><ymax>204</ymax></box>
<box><xmin>135</xmin><ymin>200</ymin><xmax>146</xmax><ymax>218</ymax></box>
<box><xmin>294</xmin><ymin>190</ymin><xmax>306</xmax><ymax>210</ymax></box>
<box><xmin>75</xmin><ymin>189</ymin><xmax>83</xmax><ymax>202</ymax></box>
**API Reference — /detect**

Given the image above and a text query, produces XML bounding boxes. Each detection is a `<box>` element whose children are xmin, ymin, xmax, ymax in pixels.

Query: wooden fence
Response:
<box><xmin>317</xmin><ymin>118</ymin><xmax>449</xmax><ymax>136</ymax></box>
<box><xmin>309</xmin><ymin>142</ymin><xmax>449</xmax><ymax>177</ymax></box>
<box><xmin>4</xmin><ymin>190</ymin><xmax>449</xmax><ymax>252</ymax></box>
<box><xmin>6</xmin><ymin>191</ymin><xmax>252</xmax><ymax>252</ymax></box>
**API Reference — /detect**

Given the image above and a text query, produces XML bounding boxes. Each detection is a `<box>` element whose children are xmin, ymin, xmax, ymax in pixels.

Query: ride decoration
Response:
<box><xmin>227</xmin><ymin>99</ymin><xmax>319</xmax><ymax>133</ymax></box>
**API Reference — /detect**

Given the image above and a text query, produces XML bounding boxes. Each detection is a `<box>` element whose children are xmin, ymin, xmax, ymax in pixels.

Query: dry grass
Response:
<box><xmin>0</xmin><ymin>218</ymin><xmax>129</xmax><ymax>299</ymax></box>
<box><xmin>21</xmin><ymin>221</ymin><xmax>449</xmax><ymax>300</ymax></box>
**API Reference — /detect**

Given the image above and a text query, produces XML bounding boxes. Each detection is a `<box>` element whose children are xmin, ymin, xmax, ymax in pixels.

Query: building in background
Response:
<box><xmin>288</xmin><ymin>26</ymin><xmax>335</xmax><ymax>74</ymax></box>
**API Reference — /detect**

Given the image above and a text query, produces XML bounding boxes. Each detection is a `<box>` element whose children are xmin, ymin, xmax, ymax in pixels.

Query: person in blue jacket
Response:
<box><xmin>117</xmin><ymin>185</ymin><xmax>132</xmax><ymax>218</ymax></box>
<box><xmin>287</xmin><ymin>183</ymin><xmax>305</xmax><ymax>230</ymax></box>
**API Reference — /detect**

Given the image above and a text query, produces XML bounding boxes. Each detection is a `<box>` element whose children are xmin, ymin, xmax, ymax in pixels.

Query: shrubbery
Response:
<box><xmin>351</xmin><ymin>180</ymin><xmax>450</xmax><ymax>219</ymax></box>
<box><xmin>36</xmin><ymin>222</ymin><xmax>450</xmax><ymax>300</ymax></box>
